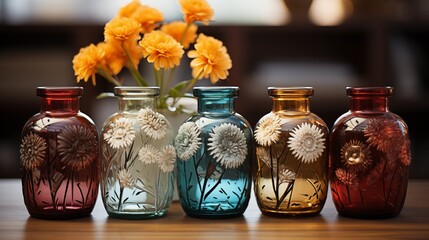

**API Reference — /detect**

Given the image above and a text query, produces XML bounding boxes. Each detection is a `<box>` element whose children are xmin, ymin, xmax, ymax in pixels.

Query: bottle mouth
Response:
<box><xmin>36</xmin><ymin>86</ymin><xmax>83</xmax><ymax>97</ymax></box>
<box><xmin>114</xmin><ymin>86</ymin><xmax>160</xmax><ymax>97</ymax></box>
<box><xmin>346</xmin><ymin>86</ymin><xmax>393</xmax><ymax>97</ymax></box>
<box><xmin>268</xmin><ymin>87</ymin><xmax>314</xmax><ymax>98</ymax></box>
<box><xmin>193</xmin><ymin>86</ymin><xmax>239</xmax><ymax>98</ymax></box>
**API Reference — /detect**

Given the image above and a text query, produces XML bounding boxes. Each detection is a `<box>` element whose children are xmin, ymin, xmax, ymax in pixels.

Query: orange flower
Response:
<box><xmin>72</xmin><ymin>43</ymin><xmax>105</xmax><ymax>85</ymax></box>
<box><xmin>187</xmin><ymin>34</ymin><xmax>232</xmax><ymax>84</ymax></box>
<box><xmin>161</xmin><ymin>21</ymin><xmax>198</xmax><ymax>49</ymax></box>
<box><xmin>100</xmin><ymin>41</ymin><xmax>142</xmax><ymax>75</ymax></box>
<box><xmin>139</xmin><ymin>31</ymin><xmax>184</xmax><ymax>70</ymax></box>
<box><xmin>104</xmin><ymin>17</ymin><xmax>141</xmax><ymax>43</ymax></box>
<box><xmin>118</xmin><ymin>0</ymin><xmax>141</xmax><ymax>18</ymax></box>
<box><xmin>130</xmin><ymin>6</ymin><xmax>164</xmax><ymax>33</ymax></box>
<box><xmin>178</xmin><ymin>0</ymin><xmax>214</xmax><ymax>24</ymax></box>
<box><xmin>118</xmin><ymin>1</ymin><xmax>163</xmax><ymax>33</ymax></box>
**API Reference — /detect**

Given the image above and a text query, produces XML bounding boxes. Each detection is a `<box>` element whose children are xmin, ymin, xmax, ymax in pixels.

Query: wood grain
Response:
<box><xmin>0</xmin><ymin>179</ymin><xmax>428</xmax><ymax>240</ymax></box>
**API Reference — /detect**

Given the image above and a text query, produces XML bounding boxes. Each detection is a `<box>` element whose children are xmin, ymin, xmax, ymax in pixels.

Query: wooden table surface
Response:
<box><xmin>0</xmin><ymin>179</ymin><xmax>428</xmax><ymax>240</ymax></box>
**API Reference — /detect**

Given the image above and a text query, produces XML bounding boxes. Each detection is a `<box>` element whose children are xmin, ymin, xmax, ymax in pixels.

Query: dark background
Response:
<box><xmin>1</xmin><ymin>0</ymin><xmax>428</xmax><ymax>178</ymax></box>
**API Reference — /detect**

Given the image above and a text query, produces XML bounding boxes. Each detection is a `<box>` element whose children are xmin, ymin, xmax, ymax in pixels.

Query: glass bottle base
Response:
<box><xmin>28</xmin><ymin>210</ymin><xmax>92</xmax><ymax>220</ymax></box>
<box><xmin>260</xmin><ymin>208</ymin><xmax>322</xmax><ymax>218</ymax></box>
<box><xmin>106</xmin><ymin>210</ymin><xmax>168</xmax><ymax>220</ymax></box>
<box><xmin>184</xmin><ymin>209</ymin><xmax>244</xmax><ymax>219</ymax></box>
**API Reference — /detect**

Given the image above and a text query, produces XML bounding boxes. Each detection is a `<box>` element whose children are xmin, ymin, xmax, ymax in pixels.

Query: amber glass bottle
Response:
<box><xmin>253</xmin><ymin>87</ymin><xmax>329</xmax><ymax>217</ymax></box>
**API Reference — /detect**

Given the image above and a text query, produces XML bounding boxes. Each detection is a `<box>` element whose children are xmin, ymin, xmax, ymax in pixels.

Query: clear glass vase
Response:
<box><xmin>20</xmin><ymin>87</ymin><xmax>99</xmax><ymax>219</ymax></box>
<box><xmin>100</xmin><ymin>86</ymin><xmax>175</xmax><ymax>219</ymax></box>
<box><xmin>253</xmin><ymin>87</ymin><xmax>329</xmax><ymax>217</ymax></box>
<box><xmin>175</xmin><ymin>86</ymin><xmax>253</xmax><ymax>218</ymax></box>
<box><xmin>330</xmin><ymin>86</ymin><xmax>411</xmax><ymax>218</ymax></box>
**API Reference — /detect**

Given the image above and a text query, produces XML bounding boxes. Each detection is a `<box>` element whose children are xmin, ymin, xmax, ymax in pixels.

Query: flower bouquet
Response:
<box><xmin>72</xmin><ymin>0</ymin><xmax>232</xmax><ymax>113</ymax></box>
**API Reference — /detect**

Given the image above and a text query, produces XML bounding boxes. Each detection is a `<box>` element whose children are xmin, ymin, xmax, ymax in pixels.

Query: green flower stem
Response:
<box><xmin>172</xmin><ymin>70</ymin><xmax>203</xmax><ymax>107</ymax></box>
<box><xmin>97</xmin><ymin>67</ymin><xmax>122</xmax><ymax>86</ymax></box>
<box><xmin>121</xmin><ymin>43</ymin><xmax>148</xmax><ymax>86</ymax></box>
<box><xmin>164</xmin><ymin>68</ymin><xmax>176</xmax><ymax>97</ymax></box>
<box><xmin>127</xmin><ymin>63</ymin><xmax>148</xmax><ymax>86</ymax></box>
<box><xmin>179</xmin><ymin>23</ymin><xmax>190</xmax><ymax>44</ymax></box>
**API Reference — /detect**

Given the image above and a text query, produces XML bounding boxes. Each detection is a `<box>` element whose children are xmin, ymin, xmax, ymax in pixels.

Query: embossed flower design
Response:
<box><xmin>159</xmin><ymin>145</ymin><xmax>176</xmax><ymax>173</ymax></box>
<box><xmin>364</xmin><ymin>118</ymin><xmax>403</xmax><ymax>153</ymax></box>
<box><xmin>137</xmin><ymin>107</ymin><xmax>169</xmax><ymax>140</ymax></box>
<box><xmin>138</xmin><ymin>144</ymin><xmax>161</xmax><ymax>165</ymax></box>
<box><xmin>399</xmin><ymin>139</ymin><xmax>411</xmax><ymax>167</ymax></box>
<box><xmin>118</xmin><ymin>168</ymin><xmax>135</xmax><ymax>189</ymax></box>
<box><xmin>335</xmin><ymin>168</ymin><xmax>357</xmax><ymax>186</ymax></box>
<box><xmin>104</xmin><ymin>117</ymin><xmax>136</xmax><ymax>149</ymax></box>
<box><xmin>208</xmin><ymin>123</ymin><xmax>247</xmax><ymax>169</ymax></box>
<box><xmin>288</xmin><ymin>123</ymin><xmax>325</xmax><ymax>164</ymax></box>
<box><xmin>254</xmin><ymin>114</ymin><xmax>282</xmax><ymax>147</ymax></box>
<box><xmin>278</xmin><ymin>167</ymin><xmax>296</xmax><ymax>185</ymax></box>
<box><xmin>20</xmin><ymin>132</ymin><xmax>47</xmax><ymax>171</ymax></box>
<box><xmin>175</xmin><ymin>122</ymin><xmax>202</xmax><ymax>160</ymax></box>
<box><xmin>57</xmin><ymin>125</ymin><xmax>98</xmax><ymax>171</ymax></box>
<box><xmin>341</xmin><ymin>140</ymin><xmax>372</xmax><ymax>174</ymax></box>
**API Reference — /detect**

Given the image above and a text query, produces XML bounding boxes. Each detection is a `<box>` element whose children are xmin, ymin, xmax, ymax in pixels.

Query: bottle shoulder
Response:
<box><xmin>22</xmin><ymin>112</ymin><xmax>97</xmax><ymax>135</ymax></box>
<box><xmin>256</xmin><ymin>111</ymin><xmax>328</xmax><ymax>130</ymax></box>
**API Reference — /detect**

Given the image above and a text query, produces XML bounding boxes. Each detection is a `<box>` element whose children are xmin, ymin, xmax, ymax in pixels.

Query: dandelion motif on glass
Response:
<box><xmin>100</xmin><ymin>87</ymin><xmax>175</xmax><ymax>219</ymax></box>
<box><xmin>20</xmin><ymin>87</ymin><xmax>99</xmax><ymax>219</ymax></box>
<box><xmin>175</xmin><ymin>86</ymin><xmax>253</xmax><ymax>218</ymax></box>
<box><xmin>253</xmin><ymin>87</ymin><xmax>329</xmax><ymax>217</ymax></box>
<box><xmin>330</xmin><ymin>87</ymin><xmax>411</xmax><ymax>218</ymax></box>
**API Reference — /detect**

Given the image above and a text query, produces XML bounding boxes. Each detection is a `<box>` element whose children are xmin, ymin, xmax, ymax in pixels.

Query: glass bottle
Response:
<box><xmin>330</xmin><ymin>86</ymin><xmax>411</xmax><ymax>218</ymax></box>
<box><xmin>20</xmin><ymin>86</ymin><xmax>99</xmax><ymax>219</ymax></box>
<box><xmin>100</xmin><ymin>86</ymin><xmax>175</xmax><ymax>219</ymax></box>
<box><xmin>253</xmin><ymin>87</ymin><xmax>329</xmax><ymax>217</ymax></box>
<box><xmin>175</xmin><ymin>86</ymin><xmax>253</xmax><ymax>218</ymax></box>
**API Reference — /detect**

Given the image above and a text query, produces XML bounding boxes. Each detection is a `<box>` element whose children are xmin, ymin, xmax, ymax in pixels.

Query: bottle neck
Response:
<box><xmin>40</xmin><ymin>97</ymin><xmax>80</xmax><ymax>115</ymax></box>
<box><xmin>118</xmin><ymin>97</ymin><xmax>156</xmax><ymax>113</ymax></box>
<box><xmin>349</xmin><ymin>96</ymin><xmax>389</xmax><ymax>113</ymax></box>
<box><xmin>198</xmin><ymin>98</ymin><xmax>234</xmax><ymax>114</ymax></box>
<box><xmin>272</xmin><ymin>97</ymin><xmax>310</xmax><ymax>114</ymax></box>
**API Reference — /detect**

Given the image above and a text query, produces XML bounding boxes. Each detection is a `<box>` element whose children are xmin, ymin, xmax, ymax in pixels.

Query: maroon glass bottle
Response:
<box><xmin>330</xmin><ymin>86</ymin><xmax>411</xmax><ymax>218</ymax></box>
<box><xmin>20</xmin><ymin>87</ymin><xmax>99</xmax><ymax>219</ymax></box>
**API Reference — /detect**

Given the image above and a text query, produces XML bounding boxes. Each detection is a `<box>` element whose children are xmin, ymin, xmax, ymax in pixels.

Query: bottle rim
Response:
<box><xmin>114</xmin><ymin>86</ymin><xmax>160</xmax><ymax>97</ymax></box>
<box><xmin>346</xmin><ymin>86</ymin><xmax>393</xmax><ymax>96</ymax></box>
<box><xmin>268</xmin><ymin>87</ymin><xmax>314</xmax><ymax>97</ymax></box>
<box><xmin>36</xmin><ymin>86</ymin><xmax>83</xmax><ymax>97</ymax></box>
<box><xmin>193</xmin><ymin>86</ymin><xmax>239</xmax><ymax>97</ymax></box>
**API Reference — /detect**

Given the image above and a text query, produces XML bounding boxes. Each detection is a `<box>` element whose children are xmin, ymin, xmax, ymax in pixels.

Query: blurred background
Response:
<box><xmin>1</xmin><ymin>0</ymin><xmax>428</xmax><ymax>178</ymax></box>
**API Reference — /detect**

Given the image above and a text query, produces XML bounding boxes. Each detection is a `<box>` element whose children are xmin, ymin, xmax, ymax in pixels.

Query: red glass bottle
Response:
<box><xmin>20</xmin><ymin>87</ymin><xmax>99</xmax><ymax>219</ymax></box>
<box><xmin>330</xmin><ymin>86</ymin><xmax>411</xmax><ymax>218</ymax></box>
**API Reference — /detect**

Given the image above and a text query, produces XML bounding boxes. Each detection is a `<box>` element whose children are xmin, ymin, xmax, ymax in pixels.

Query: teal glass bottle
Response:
<box><xmin>175</xmin><ymin>86</ymin><xmax>253</xmax><ymax>218</ymax></box>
